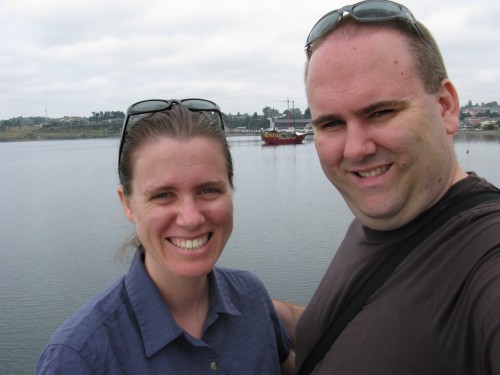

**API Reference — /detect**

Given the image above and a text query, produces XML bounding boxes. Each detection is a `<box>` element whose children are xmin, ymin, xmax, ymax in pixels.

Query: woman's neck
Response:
<box><xmin>156</xmin><ymin>272</ymin><xmax>211</xmax><ymax>339</ymax></box>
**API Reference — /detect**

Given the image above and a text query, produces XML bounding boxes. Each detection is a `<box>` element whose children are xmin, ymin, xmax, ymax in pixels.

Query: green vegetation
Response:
<box><xmin>225</xmin><ymin>106</ymin><xmax>311</xmax><ymax>131</ymax></box>
<box><xmin>0</xmin><ymin>106</ymin><xmax>314</xmax><ymax>142</ymax></box>
<box><xmin>0</xmin><ymin>123</ymin><xmax>122</xmax><ymax>141</ymax></box>
<box><xmin>2</xmin><ymin>102</ymin><xmax>499</xmax><ymax>142</ymax></box>
<box><xmin>0</xmin><ymin>112</ymin><xmax>124</xmax><ymax>141</ymax></box>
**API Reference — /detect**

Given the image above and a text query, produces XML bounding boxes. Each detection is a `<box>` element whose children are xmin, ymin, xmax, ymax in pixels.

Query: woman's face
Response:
<box><xmin>118</xmin><ymin>136</ymin><xmax>233</xmax><ymax>284</ymax></box>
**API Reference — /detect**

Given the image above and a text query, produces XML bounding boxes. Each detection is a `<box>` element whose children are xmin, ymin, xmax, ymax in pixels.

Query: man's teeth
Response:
<box><xmin>357</xmin><ymin>165</ymin><xmax>389</xmax><ymax>178</ymax></box>
<box><xmin>170</xmin><ymin>234</ymin><xmax>209</xmax><ymax>250</ymax></box>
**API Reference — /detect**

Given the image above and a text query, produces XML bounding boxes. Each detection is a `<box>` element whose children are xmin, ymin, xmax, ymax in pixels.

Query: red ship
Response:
<box><xmin>261</xmin><ymin>129</ymin><xmax>306</xmax><ymax>145</ymax></box>
<box><xmin>261</xmin><ymin>106</ymin><xmax>305</xmax><ymax>145</ymax></box>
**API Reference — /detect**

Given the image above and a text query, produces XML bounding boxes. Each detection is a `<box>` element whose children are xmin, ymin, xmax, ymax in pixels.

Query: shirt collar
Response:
<box><xmin>125</xmin><ymin>251</ymin><xmax>182</xmax><ymax>357</ymax></box>
<box><xmin>205</xmin><ymin>267</ymin><xmax>242</xmax><ymax>327</ymax></box>
<box><xmin>125</xmin><ymin>251</ymin><xmax>241</xmax><ymax>357</ymax></box>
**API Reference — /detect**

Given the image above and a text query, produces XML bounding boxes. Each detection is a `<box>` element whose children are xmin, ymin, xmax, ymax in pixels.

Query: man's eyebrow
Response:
<box><xmin>311</xmin><ymin>114</ymin><xmax>342</xmax><ymax>127</ymax></box>
<box><xmin>311</xmin><ymin>100</ymin><xmax>409</xmax><ymax>126</ymax></box>
<box><xmin>360</xmin><ymin>100</ymin><xmax>408</xmax><ymax>115</ymax></box>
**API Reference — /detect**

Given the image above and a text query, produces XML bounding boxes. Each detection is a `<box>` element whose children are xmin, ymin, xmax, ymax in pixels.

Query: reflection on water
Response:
<box><xmin>454</xmin><ymin>131</ymin><xmax>500</xmax><ymax>143</ymax></box>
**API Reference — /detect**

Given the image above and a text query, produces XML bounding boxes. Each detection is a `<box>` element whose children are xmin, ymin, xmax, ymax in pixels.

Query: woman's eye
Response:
<box><xmin>153</xmin><ymin>192</ymin><xmax>173</xmax><ymax>199</ymax></box>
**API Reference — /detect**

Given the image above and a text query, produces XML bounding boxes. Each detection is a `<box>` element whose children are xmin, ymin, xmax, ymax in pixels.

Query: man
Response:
<box><xmin>274</xmin><ymin>1</ymin><xmax>500</xmax><ymax>374</ymax></box>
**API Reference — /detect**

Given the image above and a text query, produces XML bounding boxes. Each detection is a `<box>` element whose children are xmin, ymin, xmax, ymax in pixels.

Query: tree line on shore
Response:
<box><xmin>1</xmin><ymin>101</ymin><xmax>499</xmax><ymax>141</ymax></box>
<box><xmin>0</xmin><ymin>106</ymin><xmax>313</xmax><ymax>141</ymax></box>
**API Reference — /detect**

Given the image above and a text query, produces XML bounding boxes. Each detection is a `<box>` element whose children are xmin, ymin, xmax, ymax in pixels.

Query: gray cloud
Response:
<box><xmin>1</xmin><ymin>0</ymin><xmax>498</xmax><ymax>119</ymax></box>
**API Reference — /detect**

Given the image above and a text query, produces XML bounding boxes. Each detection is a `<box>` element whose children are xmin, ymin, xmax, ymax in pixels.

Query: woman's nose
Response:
<box><xmin>176</xmin><ymin>198</ymin><xmax>205</xmax><ymax>228</ymax></box>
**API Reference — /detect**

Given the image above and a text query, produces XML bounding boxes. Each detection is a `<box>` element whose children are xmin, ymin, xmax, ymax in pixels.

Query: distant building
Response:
<box><xmin>60</xmin><ymin>116</ymin><xmax>83</xmax><ymax>125</ymax></box>
<box><xmin>272</xmin><ymin>118</ymin><xmax>311</xmax><ymax>130</ymax></box>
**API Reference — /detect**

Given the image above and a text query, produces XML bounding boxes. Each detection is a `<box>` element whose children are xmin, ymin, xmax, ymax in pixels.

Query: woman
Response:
<box><xmin>36</xmin><ymin>99</ymin><xmax>293</xmax><ymax>374</ymax></box>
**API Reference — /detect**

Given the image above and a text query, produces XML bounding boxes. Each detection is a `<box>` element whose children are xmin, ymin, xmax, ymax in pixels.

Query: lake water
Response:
<box><xmin>1</xmin><ymin>132</ymin><xmax>499</xmax><ymax>374</ymax></box>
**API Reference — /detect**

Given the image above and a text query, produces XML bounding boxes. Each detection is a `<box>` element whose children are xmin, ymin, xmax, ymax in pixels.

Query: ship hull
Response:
<box><xmin>261</xmin><ymin>131</ymin><xmax>306</xmax><ymax>145</ymax></box>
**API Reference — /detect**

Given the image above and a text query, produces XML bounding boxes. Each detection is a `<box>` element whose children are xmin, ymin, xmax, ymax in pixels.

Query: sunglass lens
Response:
<box><xmin>181</xmin><ymin>99</ymin><xmax>217</xmax><ymax>110</ymax></box>
<box><xmin>352</xmin><ymin>1</ymin><xmax>402</xmax><ymax>18</ymax></box>
<box><xmin>131</xmin><ymin>100</ymin><xmax>170</xmax><ymax>113</ymax></box>
<box><xmin>308</xmin><ymin>10</ymin><xmax>341</xmax><ymax>45</ymax></box>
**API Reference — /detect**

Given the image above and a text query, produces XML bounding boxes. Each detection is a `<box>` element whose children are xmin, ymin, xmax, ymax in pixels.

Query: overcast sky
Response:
<box><xmin>1</xmin><ymin>0</ymin><xmax>499</xmax><ymax>119</ymax></box>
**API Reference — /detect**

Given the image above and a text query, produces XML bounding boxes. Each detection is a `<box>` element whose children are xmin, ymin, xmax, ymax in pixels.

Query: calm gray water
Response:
<box><xmin>0</xmin><ymin>133</ymin><xmax>499</xmax><ymax>374</ymax></box>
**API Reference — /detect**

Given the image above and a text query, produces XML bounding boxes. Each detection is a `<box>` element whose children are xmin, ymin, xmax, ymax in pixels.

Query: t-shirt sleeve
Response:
<box><xmin>465</xmin><ymin>245</ymin><xmax>500</xmax><ymax>374</ymax></box>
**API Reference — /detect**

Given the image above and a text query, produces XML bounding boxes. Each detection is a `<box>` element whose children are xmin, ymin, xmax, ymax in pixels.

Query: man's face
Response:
<box><xmin>306</xmin><ymin>28</ymin><xmax>461</xmax><ymax>230</ymax></box>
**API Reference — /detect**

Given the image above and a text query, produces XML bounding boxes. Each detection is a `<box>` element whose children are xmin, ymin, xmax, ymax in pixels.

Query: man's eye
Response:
<box><xmin>201</xmin><ymin>187</ymin><xmax>219</xmax><ymax>195</ymax></box>
<box><xmin>319</xmin><ymin>120</ymin><xmax>344</xmax><ymax>129</ymax></box>
<box><xmin>371</xmin><ymin>109</ymin><xmax>396</xmax><ymax>118</ymax></box>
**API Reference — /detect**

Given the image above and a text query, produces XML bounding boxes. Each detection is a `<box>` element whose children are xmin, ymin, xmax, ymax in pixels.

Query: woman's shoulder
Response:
<box><xmin>46</xmin><ymin>276</ymin><xmax>128</xmax><ymax>350</ymax></box>
<box><xmin>36</xmin><ymin>276</ymin><xmax>135</xmax><ymax>373</ymax></box>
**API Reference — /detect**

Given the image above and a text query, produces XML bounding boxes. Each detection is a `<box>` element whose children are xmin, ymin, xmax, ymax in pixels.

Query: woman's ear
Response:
<box><xmin>117</xmin><ymin>186</ymin><xmax>136</xmax><ymax>224</ymax></box>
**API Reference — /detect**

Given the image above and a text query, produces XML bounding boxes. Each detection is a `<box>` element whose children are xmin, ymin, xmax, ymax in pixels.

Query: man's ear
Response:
<box><xmin>438</xmin><ymin>79</ymin><xmax>460</xmax><ymax>135</ymax></box>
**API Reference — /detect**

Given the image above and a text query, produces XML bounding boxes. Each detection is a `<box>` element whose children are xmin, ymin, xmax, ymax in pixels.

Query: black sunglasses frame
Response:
<box><xmin>118</xmin><ymin>98</ymin><xmax>224</xmax><ymax>170</ymax></box>
<box><xmin>305</xmin><ymin>0</ymin><xmax>428</xmax><ymax>56</ymax></box>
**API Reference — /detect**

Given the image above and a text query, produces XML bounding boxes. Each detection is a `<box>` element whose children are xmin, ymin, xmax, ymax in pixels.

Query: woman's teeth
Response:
<box><xmin>170</xmin><ymin>234</ymin><xmax>209</xmax><ymax>250</ymax></box>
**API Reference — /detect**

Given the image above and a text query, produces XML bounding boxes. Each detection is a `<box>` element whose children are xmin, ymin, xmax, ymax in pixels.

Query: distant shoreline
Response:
<box><xmin>0</xmin><ymin>132</ymin><xmax>266</xmax><ymax>142</ymax></box>
<box><xmin>0</xmin><ymin>129</ymin><xmax>499</xmax><ymax>143</ymax></box>
<box><xmin>454</xmin><ymin>130</ymin><xmax>500</xmax><ymax>136</ymax></box>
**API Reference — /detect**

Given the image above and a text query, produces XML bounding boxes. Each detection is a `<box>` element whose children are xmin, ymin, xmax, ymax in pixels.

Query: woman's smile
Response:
<box><xmin>168</xmin><ymin>233</ymin><xmax>211</xmax><ymax>250</ymax></box>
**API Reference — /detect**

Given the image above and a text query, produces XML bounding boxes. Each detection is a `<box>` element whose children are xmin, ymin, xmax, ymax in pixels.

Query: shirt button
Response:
<box><xmin>210</xmin><ymin>361</ymin><xmax>219</xmax><ymax>371</ymax></box>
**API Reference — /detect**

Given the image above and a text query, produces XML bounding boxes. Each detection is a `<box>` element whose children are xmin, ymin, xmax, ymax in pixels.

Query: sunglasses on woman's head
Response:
<box><xmin>118</xmin><ymin>98</ymin><xmax>224</xmax><ymax>169</ymax></box>
<box><xmin>305</xmin><ymin>0</ymin><xmax>428</xmax><ymax>57</ymax></box>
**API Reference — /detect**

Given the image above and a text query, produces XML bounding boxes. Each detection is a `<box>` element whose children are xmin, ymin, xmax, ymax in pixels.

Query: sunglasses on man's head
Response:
<box><xmin>305</xmin><ymin>0</ymin><xmax>427</xmax><ymax>57</ymax></box>
<box><xmin>118</xmin><ymin>98</ymin><xmax>224</xmax><ymax>169</ymax></box>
